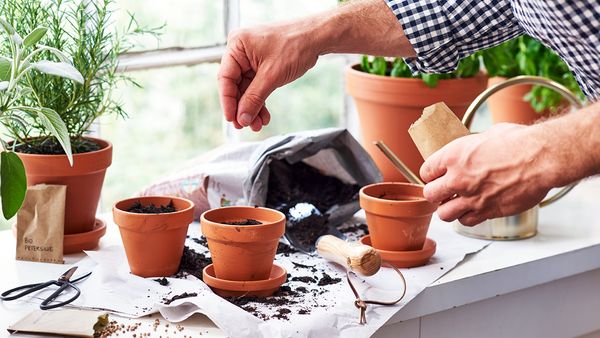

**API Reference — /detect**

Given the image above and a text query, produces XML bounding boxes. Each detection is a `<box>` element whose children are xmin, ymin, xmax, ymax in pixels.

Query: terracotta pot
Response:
<box><xmin>113</xmin><ymin>196</ymin><xmax>195</xmax><ymax>277</ymax></box>
<box><xmin>346</xmin><ymin>64</ymin><xmax>487</xmax><ymax>182</ymax></box>
<box><xmin>359</xmin><ymin>182</ymin><xmax>436</xmax><ymax>251</ymax></box>
<box><xmin>487</xmin><ymin>77</ymin><xmax>553</xmax><ymax>125</ymax></box>
<box><xmin>201</xmin><ymin>206</ymin><xmax>285</xmax><ymax>281</ymax></box>
<box><xmin>17</xmin><ymin>137</ymin><xmax>112</xmax><ymax>235</ymax></box>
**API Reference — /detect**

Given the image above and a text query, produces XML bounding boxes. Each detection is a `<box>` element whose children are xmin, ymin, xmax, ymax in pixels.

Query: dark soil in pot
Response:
<box><xmin>221</xmin><ymin>219</ymin><xmax>262</xmax><ymax>225</ymax></box>
<box><xmin>126</xmin><ymin>200</ymin><xmax>177</xmax><ymax>214</ymax></box>
<box><xmin>14</xmin><ymin>137</ymin><xmax>102</xmax><ymax>154</ymax></box>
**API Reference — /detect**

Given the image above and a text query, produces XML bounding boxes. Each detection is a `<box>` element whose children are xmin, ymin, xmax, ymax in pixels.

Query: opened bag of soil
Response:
<box><xmin>16</xmin><ymin>184</ymin><xmax>66</xmax><ymax>264</ymax></box>
<box><xmin>142</xmin><ymin>128</ymin><xmax>382</xmax><ymax>226</ymax></box>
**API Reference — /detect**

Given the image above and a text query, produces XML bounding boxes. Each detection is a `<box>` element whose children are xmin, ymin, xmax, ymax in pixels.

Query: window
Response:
<box><xmin>100</xmin><ymin>0</ymin><xmax>345</xmax><ymax>208</ymax></box>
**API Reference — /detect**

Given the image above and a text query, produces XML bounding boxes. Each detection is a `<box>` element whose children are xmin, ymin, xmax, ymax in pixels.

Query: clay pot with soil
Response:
<box><xmin>201</xmin><ymin>206</ymin><xmax>285</xmax><ymax>281</ymax></box>
<box><xmin>359</xmin><ymin>182</ymin><xmax>436</xmax><ymax>251</ymax></box>
<box><xmin>346</xmin><ymin>64</ymin><xmax>487</xmax><ymax>182</ymax></box>
<box><xmin>18</xmin><ymin>137</ymin><xmax>112</xmax><ymax>236</ymax></box>
<box><xmin>113</xmin><ymin>196</ymin><xmax>195</xmax><ymax>277</ymax></box>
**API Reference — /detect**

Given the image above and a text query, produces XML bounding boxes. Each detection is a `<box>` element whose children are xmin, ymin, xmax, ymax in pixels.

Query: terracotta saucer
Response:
<box><xmin>360</xmin><ymin>235</ymin><xmax>436</xmax><ymax>268</ymax></box>
<box><xmin>12</xmin><ymin>218</ymin><xmax>107</xmax><ymax>254</ymax></box>
<box><xmin>203</xmin><ymin>263</ymin><xmax>287</xmax><ymax>298</ymax></box>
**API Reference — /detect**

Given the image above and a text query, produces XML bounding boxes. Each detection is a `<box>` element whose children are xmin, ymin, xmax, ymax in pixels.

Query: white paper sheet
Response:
<box><xmin>17</xmin><ymin>217</ymin><xmax>489</xmax><ymax>338</ymax></box>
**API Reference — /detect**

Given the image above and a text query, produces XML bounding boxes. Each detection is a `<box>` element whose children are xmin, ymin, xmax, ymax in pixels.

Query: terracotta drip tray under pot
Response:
<box><xmin>360</xmin><ymin>235</ymin><xmax>436</xmax><ymax>268</ymax></box>
<box><xmin>203</xmin><ymin>263</ymin><xmax>287</xmax><ymax>298</ymax></box>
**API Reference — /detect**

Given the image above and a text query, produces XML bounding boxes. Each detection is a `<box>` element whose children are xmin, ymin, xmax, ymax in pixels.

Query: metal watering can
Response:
<box><xmin>454</xmin><ymin>76</ymin><xmax>584</xmax><ymax>240</ymax></box>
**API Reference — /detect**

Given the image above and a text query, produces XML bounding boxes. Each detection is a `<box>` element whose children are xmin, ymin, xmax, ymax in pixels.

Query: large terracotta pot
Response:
<box><xmin>201</xmin><ymin>206</ymin><xmax>285</xmax><ymax>282</ymax></box>
<box><xmin>359</xmin><ymin>182</ymin><xmax>436</xmax><ymax>251</ymax></box>
<box><xmin>488</xmin><ymin>77</ymin><xmax>545</xmax><ymax>125</ymax></box>
<box><xmin>346</xmin><ymin>64</ymin><xmax>487</xmax><ymax>182</ymax></box>
<box><xmin>17</xmin><ymin>137</ymin><xmax>112</xmax><ymax>235</ymax></box>
<box><xmin>113</xmin><ymin>196</ymin><xmax>195</xmax><ymax>277</ymax></box>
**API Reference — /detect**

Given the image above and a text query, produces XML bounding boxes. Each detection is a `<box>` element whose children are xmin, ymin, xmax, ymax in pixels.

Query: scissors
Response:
<box><xmin>1</xmin><ymin>266</ymin><xmax>91</xmax><ymax>310</ymax></box>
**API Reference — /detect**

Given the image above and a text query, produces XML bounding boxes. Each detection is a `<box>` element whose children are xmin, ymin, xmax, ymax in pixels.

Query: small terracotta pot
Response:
<box><xmin>360</xmin><ymin>182</ymin><xmax>436</xmax><ymax>251</ymax></box>
<box><xmin>113</xmin><ymin>196</ymin><xmax>195</xmax><ymax>277</ymax></box>
<box><xmin>17</xmin><ymin>137</ymin><xmax>112</xmax><ymax>235</ymax></box>
<box><xmin>346</xmin><ymin>64</ymin><xmax>487</xmax><ymax>182</ymax></box>
<box><xmin>201</xmin><ymin>206</ymin><xmax>285</xmax><ymax>281</ymax></box>
<box><xmin>487</xmin><ymin>77</ymin><xmax>558</xmax><ymax>125</ymax></box>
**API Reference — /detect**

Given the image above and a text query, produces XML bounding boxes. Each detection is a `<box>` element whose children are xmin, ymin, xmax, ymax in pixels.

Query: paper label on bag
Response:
<box><xmin>16</xmin><ymin>184</ymin><xmax>66</xmax><ymax>264</ymax></box>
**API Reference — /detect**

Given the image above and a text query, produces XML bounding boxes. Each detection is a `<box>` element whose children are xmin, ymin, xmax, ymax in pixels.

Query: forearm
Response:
<box><xmin>303</xmin><ymin>0</ymin><xmax>415</xmax><ymax>57</ymax></box>
<box><xmin>533</xmin><ymin>101</ymin><xmax>600</xmax><ymax>188</ymax></box>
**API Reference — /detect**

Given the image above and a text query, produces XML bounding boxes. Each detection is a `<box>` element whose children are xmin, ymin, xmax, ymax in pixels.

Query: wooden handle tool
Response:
<box><xmin>316</xmin><ymin>235</ymin><xmax>381</xmax><ymax>276</ymax></box>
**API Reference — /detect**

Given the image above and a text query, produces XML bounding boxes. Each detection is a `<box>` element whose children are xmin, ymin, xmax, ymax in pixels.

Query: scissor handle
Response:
<box><xmin>0</xmin><ymin>281</ymin><xmax>56</xmax><ymax>301</ymax></box>
<box><xmin>40</xmin><ymin>282</ymin><xmax>81</xmax><ymax>310</ymax></box>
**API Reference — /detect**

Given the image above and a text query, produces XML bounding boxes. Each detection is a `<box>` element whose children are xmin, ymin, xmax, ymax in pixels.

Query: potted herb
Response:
<box><xmin>0</xmin><ymin>0</ymin><xmax>155</xmax><ymax>239</ymax></box>
<box><xmin>113</xmin><ymin>196</ymin><xmax>195</xmax><ymax>277</ymax></box>
<box><xmin>346</xmin><ymin>55</ymin><xmax>487</xmax><ymax>182</ymax></box>
<box><xmin>481</xmin><ymin>35</ymin><xmax>584</xmax><ymax>124</ymax></box>
<box><xmin>0</xmin><ymin>17</ymin><xmax>82</xmax><ymax>221</ymax></box>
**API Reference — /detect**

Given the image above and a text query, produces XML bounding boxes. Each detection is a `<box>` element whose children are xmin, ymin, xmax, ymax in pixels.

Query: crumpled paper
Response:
<box><xmin>13</xmin><ymin>216</ymin><xmax>488</xmax><ymax>338</ymax></box>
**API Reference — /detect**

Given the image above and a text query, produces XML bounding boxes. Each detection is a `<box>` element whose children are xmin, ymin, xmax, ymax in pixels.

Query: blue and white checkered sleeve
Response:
<box><xmin>385</xmin><ymin>0</ymin><xmax>523</xmax><ymax>73</ymax></box>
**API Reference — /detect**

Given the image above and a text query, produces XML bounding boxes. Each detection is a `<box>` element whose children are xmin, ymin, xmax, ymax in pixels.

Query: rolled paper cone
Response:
<box><xmin>408</xmin><ymin>102</ymin><xmax>471</xmax><ymax>159</ymax></box>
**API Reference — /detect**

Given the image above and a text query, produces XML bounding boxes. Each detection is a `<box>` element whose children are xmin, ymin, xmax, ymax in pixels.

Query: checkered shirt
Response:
<box><xmin>385</xmin><ymin>0</ymin><xmax>600</xmax><ymax>101</ymax></box>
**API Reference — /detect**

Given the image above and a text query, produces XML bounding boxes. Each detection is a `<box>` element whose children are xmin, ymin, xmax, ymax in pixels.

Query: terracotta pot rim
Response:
<box><xmin>201</xmin><ymin>206</ymin><xmax>285</xmax><ymax>229</ymax></box>
<box><xmin>360</xmin><ymin>182</ymin><xmax>428</xmax><ymax>204</ymax></box>
<box><xmin>113</xmin><ymin>195</ymin><xmax>195</xmax><ymax>218</ymax></box>
<box><xmin>13</xmin><ymin>136</ymin><xmax>112</xmax><ymax>159</ymax></box>
<box><xmin>346</xmin><ymin>63</ymin><xmax>487</xmax><ymax>83</ymax></box>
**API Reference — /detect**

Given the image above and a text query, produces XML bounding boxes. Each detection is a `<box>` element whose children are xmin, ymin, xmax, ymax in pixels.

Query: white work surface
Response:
<box><xmin>2</xmin><ymin>178</ymin><xmax>600</xmax><ymax>338</ymax></box>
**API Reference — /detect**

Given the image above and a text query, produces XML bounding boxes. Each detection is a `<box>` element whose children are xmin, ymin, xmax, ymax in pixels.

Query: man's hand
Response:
<box><xmin>218</xmin><ymin>23</ymin><xmax>321</xmax><ymax>131</ymax></box>
<box><xmin>419</xmin><ymin>123</ymin><xmax>555</xmax><ymax>226</ymax></box>
<box><xmin>217</xmin><ymin>0</ymin><xmax>415</xmax><ymax>131</ymax></box>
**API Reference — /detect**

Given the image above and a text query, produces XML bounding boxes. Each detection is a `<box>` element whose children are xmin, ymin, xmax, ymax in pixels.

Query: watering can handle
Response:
<box><xmin>461</xmin><ymin>75</ymin><xmax>583</xmax><ymax>207</ymax></box>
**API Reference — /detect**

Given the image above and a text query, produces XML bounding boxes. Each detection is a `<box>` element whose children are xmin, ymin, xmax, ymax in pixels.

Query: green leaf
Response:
<box><xmin>361</xmin><ymin>55</ymin><xmax>370</xmax><ymax>73</ymax></box>
<box><xmin>35</xmin><ymin>108</ymin><xmax>73</xmax><ymax>165</ymax></box>
<box><xmin>0</xmin><ymin>81</ymin><xmax>8</xmax><ymax>91</ymax></box>
<box><xmin>0</xmin><ymin>59</ymin><xmax>11</xmax><ymax>81</ymax></box>
<box><xmin>34</xmin><ymin>45</ymin><xmax>71</xmax><ymax>63</ymax></box>
<box><xmin>31</xmin><ymin>60</ymin><xmax>84</xmax><ymax>84</ymax></box>
<box><xmin>372</xmin><ymin>57</ymin><xmax>387</xmax><ymax>76</ymax></box>
<box><xmin>0</xmin><ymin>151</ymin><xmax>27</xmax><ymax>220</ymax></box>
<box><xmin>0</xmin><ymin>16</ymin><xmax>15</xmax><ymax>35</ymax></box>
<box><xmin>23</xmin><ymin>27</ymin><xmax>47</xmax><ymax>48</ymax></box>
<box><xmin>421</xmin><ymin>74</ymin><xmax>439</xmax><ymax>88</ymax></box>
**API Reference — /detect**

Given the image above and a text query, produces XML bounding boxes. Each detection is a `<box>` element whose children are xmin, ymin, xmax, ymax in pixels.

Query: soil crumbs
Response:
<box><xmin>162</xmin><ymin>292</ymin><xmax>198</xmax><ymax>305</ymax></box>
<box><xmin>174</xmin><ymin>246</ymin><xmax>212</xmax><ymax>281</ymax></box>
<box><xmin>127</xmin><ymin>200</ymin><xmax>176</xmax><ymax>214</ymax></box>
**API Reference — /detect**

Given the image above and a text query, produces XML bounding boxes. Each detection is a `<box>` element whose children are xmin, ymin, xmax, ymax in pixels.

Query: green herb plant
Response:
<box><xmin>0</xmin><ymin>16</ymin><xmax>83</xmax><ymax>219</ymax></box>
<box><xmin>0</xmin><ymin>0</ymin><xmax>160</xmax><ymax>153</ymax></box>
<box><xmin>481</xmin><ymin>35</ymin><xmax>584</xmax><ymax>112</ymax></box>
<box><xmin>360</xmin><ymin>54</ymin><xmax>481</xmax><ymax>88</ymax></box>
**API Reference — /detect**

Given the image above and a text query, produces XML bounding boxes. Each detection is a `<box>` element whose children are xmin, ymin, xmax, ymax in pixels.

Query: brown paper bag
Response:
<box><xmin>408</xmin><ymin>102</ymin><xmax>471</xmax><ymax>159</ymax></box>
<box><xmin>16</xmin><ymin>184</ymin><xmax>66</xmax><ymax>264</ymax></box>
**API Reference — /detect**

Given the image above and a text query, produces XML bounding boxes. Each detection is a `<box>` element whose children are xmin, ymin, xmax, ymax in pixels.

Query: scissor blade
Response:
<box><xmin>59</xmin><ymin>267</ymin><xmax>78</xmax><ymax>282</ymax></box>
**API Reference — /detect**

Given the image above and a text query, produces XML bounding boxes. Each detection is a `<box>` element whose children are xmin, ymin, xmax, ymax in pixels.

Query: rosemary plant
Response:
<box><xmin>0</xmin><ymin>0</ymin><xmax>160</xmax><ymax>153</ymax></box>
<box><xmin>0</xmin><ymin>16</ymin><xmax>83</xmax><ymax>219</ymax></box>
